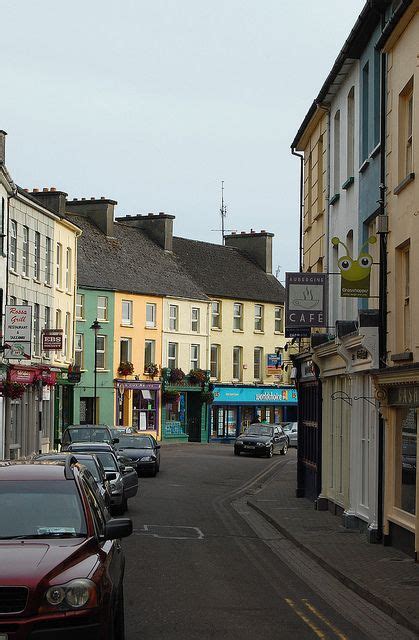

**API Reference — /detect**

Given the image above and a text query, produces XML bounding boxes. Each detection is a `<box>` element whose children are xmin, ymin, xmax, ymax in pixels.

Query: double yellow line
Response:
<box><xmin>284</xmin><ymin>598</ymin><xmax>348</xmax><ymax>639</ymax></box>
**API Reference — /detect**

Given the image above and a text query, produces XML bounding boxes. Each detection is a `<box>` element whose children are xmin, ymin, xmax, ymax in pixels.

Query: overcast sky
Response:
<box><xmin>2</xmin><ymin>0</ymin><xmax>365</xmax><ymax>281</ymax></box>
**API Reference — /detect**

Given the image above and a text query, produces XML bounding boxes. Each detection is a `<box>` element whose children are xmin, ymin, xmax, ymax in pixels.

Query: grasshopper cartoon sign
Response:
<box><xmin>332</xmin><ymin>235</ymin><xmax>377</xmax><ymax>298</ymax></box>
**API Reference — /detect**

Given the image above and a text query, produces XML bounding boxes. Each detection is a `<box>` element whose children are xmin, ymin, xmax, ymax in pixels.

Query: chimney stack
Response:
<box><xmin>0</xmin><ymin>130</ymin><xmax>7</xmax><ymax>164</ymax></box>
<box><xmin>30</xmin><ymin>188</ymin><xmax>68</xmax><ymax>216</ymax></box>
<box><xmin>115</xmin><ymin>212</ymin><xmax>175</xmax><ymax>251</ymax></box>
<box><xmin>66</xmin><ymin>197</ymin><xmax>117</xmax><ymax>237</ymax></box>
<box><xmin>224</xmin><ymin>230</ymin><xmax>274</xmax><ymax>274</ymax></box>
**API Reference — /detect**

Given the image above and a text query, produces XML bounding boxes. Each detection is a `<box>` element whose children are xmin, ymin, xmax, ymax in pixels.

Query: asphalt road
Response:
<box><xmin>122</xmin><ymin>443</ymin><xmax>410</xmax><ymax>640</ymax></box>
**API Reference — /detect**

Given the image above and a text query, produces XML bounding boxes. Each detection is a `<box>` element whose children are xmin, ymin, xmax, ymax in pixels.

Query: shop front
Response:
<box><xmin>211</xmin><ymin>385</ymin><xmax>298</xmax><ymax>441</ymax></box>
<box><xmin>115</xmin><ymin>380</ymin><xmax>161</xmax><ymax>439</ymax></box>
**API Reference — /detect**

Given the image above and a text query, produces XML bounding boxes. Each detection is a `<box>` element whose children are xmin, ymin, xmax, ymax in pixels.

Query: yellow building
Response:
<box><xmin>373</xmin><ymin>2</ymin><xmax>419</xmax><ymax>559</ymax></box>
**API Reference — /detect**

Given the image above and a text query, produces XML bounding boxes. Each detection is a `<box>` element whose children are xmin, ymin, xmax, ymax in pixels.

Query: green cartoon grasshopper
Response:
<box><xmin>331</xmin><ymin>235</ymin><xmax>377</xmax><ymax>297</ymax></box>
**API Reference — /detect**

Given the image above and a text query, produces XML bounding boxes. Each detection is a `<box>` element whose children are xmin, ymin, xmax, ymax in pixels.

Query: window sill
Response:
<box><xmin>274</xmin><ymin>330</ymin><xmax>283</xmax><ymax>335</ymax></box>
<box><xmin>394</xmin><ymin>173</ymin><xmax>415</xmax><ymax>195</ymax></box>
<box><xmin>121</xmin><ymin>323</ymin><xmax>133</xmax><ymax>328</ymax></box>
<box><xmin>254</xmin><ymin>330</ymin><xmax>265</xmax><ymax>335</ymax></box>
<box><xmin>145</xmin><ymin>325</ymin><xmax>157</xmax><ymax>330</ymax></box>
<box><xmin>329</xmin><ymin>193</ymin><xmax>340</xmax><ymax>206</ymax></box>
<box><xmin>233</xmin><ymin>329</ymin><xmax>244</xmax><ymax>333</ymax></box>
<box><xmin>211</xmin><ymin>327</ymin><xmax>222</xmax><ymax>332</ymax></box>
<box><xmin>370</xmin><ymin>142</ymin><xmax>381</xmax><ymax>159</ymax></box>
<box><xmin>56</xmin><ymin>287</ymin><xmax>64</xmax><ymax>293</ymax></box>
<box><xmin>9</xmin><ymin>269</ymin><xmax>19</xmax><ymax>276</ymax></box>
<box><xmin>21</xmin><ymin>275</ymin><xmax>30</xmax><ymax>281</ymax></box>
<box><xmin>76</xmin><ymin>318</ymin><xmax>85</xmax><ymax>322</ymax></box>
<box><xmin>342</xmin><ymin>176</ymin><xmax>354</xmax><ymax>190</ymax></box>
<box><xmin>359</xmin><ymin>159</ymin><xmax>370</xmax><ymax>174</ymax></box>
<box><xmin>98</xmin><ymin>319</ymin><xmax>109</xmax><ymax>323</ymax></box>
<box><xmin>97</xmin><ymin>369</ymin><xmax>111</xmax><ymax>373</ymax></box>
<box><xmin>33</xmin><ymin>278</ymin><xmax>42</xmax><ymax>285</ymax></box>
<box><xmin>44</xmin><ymin>282</ymin><xmax>52</xmax><ymax>288</ymax></box>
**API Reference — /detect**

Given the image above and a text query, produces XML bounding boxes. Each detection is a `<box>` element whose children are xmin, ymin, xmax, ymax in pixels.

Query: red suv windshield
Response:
<box><xmin>0</xmin><ymin>480</ymin><xmax>87</xmax><ymax>539</ymax></box>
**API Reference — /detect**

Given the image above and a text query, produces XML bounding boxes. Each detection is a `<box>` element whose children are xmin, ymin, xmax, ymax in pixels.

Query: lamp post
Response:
<box><xmin>90</xmin><ymin>319</ymin><xmax>101</xmax><ymax>424</ymax></box>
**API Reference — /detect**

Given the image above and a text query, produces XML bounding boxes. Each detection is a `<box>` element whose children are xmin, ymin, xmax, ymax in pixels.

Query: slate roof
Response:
<box><xmin>70</xmin><ymin>215</ymin><xmax>209</xmax><ymax>300</ymax></box>
<box><xmin>173</xmin><ymin>237</ymin><xmax>285</xmax><ymax>304</ymax></box>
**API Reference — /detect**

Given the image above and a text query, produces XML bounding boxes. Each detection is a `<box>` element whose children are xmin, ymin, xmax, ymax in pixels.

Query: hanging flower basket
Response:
<box><xmin>188</xmin><ymin>369</ymin><xmax>207</xmax><ymax>386</ymax></box>
<box><xmin>169</xmin><ymin>368</ymin><xmax>185</xmax><ymax>384</ymax></box>
<box><xmin>144</xmin><ymin>363</ymin><xmax>159</xmax><ymax>379</ymax></box>
<box><xmin>2</xmin><ymin>382</ymin><xmax>26</xmax><ymax>399</ymax></box>
<box><xmin>200</xmin><ymin>391</ymin><xmax>215</xmax><ymax>404</ymax></box>
<box><xmin>162</xmin><ymin>390</ymin><xmax>181</xmax><ymax>404</ymax></box>
<box><xmin>117</xmin><ymin>361</ymin><xmax>134</xmax><ymax>377</ymax></box>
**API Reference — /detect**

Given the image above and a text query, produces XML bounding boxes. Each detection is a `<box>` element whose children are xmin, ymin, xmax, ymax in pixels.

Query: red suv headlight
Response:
<box><xmin>41</xmin><ymin>578</ymin><xmax>97</xmax><ymax>612</ymax></box>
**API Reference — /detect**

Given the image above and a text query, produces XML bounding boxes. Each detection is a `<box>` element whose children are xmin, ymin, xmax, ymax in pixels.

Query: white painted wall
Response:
<box><xmin>162</xmin><ymin>297</ymin><xmax>211</xmax><ymax>373</ymax></box>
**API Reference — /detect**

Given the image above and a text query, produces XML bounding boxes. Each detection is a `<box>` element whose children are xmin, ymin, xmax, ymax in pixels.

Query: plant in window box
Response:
<box><xmin>168</xmin><ymin>368</ymin><xmax>185</xmax><ymax>384</ymax></box>
<box><xmin>144</xmin><ymin>363</ymin><xmax>159</xmax><ymax>379</ymax></box>
<box><xmin>162</xmin><ymin>390</ymin><xmax>181</xmax><ymax>403</ymax></box>
<box><xmin>188</xmin><ymin>369</ymin><xmax>207</xmax><ymax>386</ymax></box>
<box><xmin>117</xmin><ymin>361</ymin><xmax>134</xmax><ymax>377</ymax></box>
<box><xmin>2</xmin><ymin>382</ymin><xmax>27</xmax><ymax>399</ymax></box>
<box><xmin>200</xmin><ymin>391</ymin><xmax>214</xmax><ymax>404</ymax></box>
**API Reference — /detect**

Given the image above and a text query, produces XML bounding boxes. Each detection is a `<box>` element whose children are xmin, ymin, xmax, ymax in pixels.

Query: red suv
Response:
<box><xmin>0</xmin><ymin>458</ymin><xmax>132</xmax><ymax>639</ymax></box>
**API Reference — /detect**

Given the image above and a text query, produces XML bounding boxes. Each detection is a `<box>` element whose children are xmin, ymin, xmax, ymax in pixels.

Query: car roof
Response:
<box><xmin>66</xmin><ymin>424</ymin><xmax>110</xmax><ymax>430</ymax></box>
<box><xmin>68</xmin><ymin>442</ymin><xmax>113</xmax><ymax>451</ymax></box>
<box><xmin>0</xmin><ymin>460</ymin><xmax>70</xmax><ymax>481</ymax></box>
<box><xmin>36</xmin><ymin>452</ymin><xmax>99</xmax><ymax>462</ymax></box>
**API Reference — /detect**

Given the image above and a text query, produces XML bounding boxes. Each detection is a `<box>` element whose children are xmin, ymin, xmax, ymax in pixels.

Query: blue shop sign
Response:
<box><xmin>213</xmin><ymin>386</ymin><xmax>297</xmax><ymax>405</ymax></box>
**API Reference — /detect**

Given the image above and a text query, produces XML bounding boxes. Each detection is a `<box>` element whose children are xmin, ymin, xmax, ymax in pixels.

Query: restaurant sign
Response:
<box><xmin>285</xmin><ymin>273</ymin><xmax>327</xmax><ymax>338</ymax></box>
<box><xmin>4</xmin><ymin>305</ymin><xmax>32</xmax><ymax>360</ymax></box>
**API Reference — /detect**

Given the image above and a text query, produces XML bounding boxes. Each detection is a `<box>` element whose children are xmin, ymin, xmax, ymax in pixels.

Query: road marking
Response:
<box><xmin>284</xmin><ymin>598</ymin><xmax>327</xmax><ymax>638</ymax></box>
<box><xmin>302</xmin><ymin>599</ymin><xmax>348</xmax><ymax>640</ymax></box>
<box><xmin>134</xmin><ymin>524</ymin><xmax>204</xmax><ymax>540</ymax></box>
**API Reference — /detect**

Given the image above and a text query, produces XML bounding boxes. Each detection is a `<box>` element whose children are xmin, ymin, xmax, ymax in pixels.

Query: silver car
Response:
<box><xmin>281</xmin><ymin>422</ymin><xmax>298</xmax><ymax>447</ymax></box>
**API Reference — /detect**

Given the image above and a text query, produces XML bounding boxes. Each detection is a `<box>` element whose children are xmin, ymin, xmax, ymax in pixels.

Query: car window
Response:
<box><xmin>244</xmin><ymin>425</ymin><xmax>274</xmax><ymax>437</ymax></box>
<box><xmin>80</xmin><ymin>476</ymin><xmax>106</xmax><ymax>536</ymax></box>
<box><xmin>118</xmin><ymin>435</ymin><xmax>153</xmax><ymax>449</ymax></box>
<box><xmin>78</xmin><ymin>458</ymin><xmax>100</xmax><ymax>481</ymax></box>
<box><xmin>0</xmin><ymin>480</ymin><xmax>87</xmax><ymax>539</ymax></box>
<box><xmin>94</xmin><ymin>452</ymin><xmax>119</xmax><ymax>472</ymax></box>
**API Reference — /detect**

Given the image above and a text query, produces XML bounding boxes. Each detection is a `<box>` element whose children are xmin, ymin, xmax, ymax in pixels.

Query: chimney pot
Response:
<box><xmin>250</xmin><ymin>229</ymin><xmax>255</xmax><ymax>233</ymax></box>
<box><xmin>101</xmin><ymin>197</ymin><xmax>105</xmax><ymax>200</ymax></box>
<box><xmin>159</xmin><ymin>212</ymin><xmax>165</xmax><ymax>216</ymax></box>
<box><xmin>0</xmin><ymin>130</ymin><xmax>6</xmax><ymax>164</ymax></box>
<box><xmin>240</xmin><ymin>231</ymin><xmax>246</xmax><ymax>235</ymax></box>
<box><xmin>50</xmin><ymin>187</ymin><xmax>56</xmax><ymax>192</ymax></box>
<box><xmin>81</xmin><ymin>198</ymin><xmax>86</xmax><ymax>201</ymax></box>
<box><xmin>33</xmin><ymin>188</ymin><xmax>39</xmax><ymax>193</ymax></box>
<box><xmin>24</xmin><ymin>188</ymin><xmax>29</xmax><ymax>192</ymax></box>
<box><xmin>91</xmin><ymin>197</ymin><xmax>95</xmax><ymax>200</ymax></box>
<box><xmin>148</xmin><ymin>213</ymin><xmax>153</xmax><ymax>217</ymax></box>
<box><xmin>73</xmin><ymin>198</ymin><xmax>77</xmax><ymax>201</ymax></box>
<box><xmin>42</xmin><ymin>188</ymin><xmax>49</xmax><ymax>192</ymax></box>
<box><xmin>261</xmin><ymin>229</ymin><xmax>266</xmax><ymax>233</ymax></box>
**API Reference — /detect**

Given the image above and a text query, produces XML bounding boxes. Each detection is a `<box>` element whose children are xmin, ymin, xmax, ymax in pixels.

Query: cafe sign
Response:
<box><xmin>285</xmin><ymin>273</ymin><xmax>327</xmax><ymax>338</ymax></box>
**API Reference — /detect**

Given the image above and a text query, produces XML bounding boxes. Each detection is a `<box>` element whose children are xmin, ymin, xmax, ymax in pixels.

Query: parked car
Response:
<box><xmin>60</xmin><ymin>424</ymin><xmax>118</xmax><ymax>450</ymax></box>
<box><xmin>234</xmin><ymin>423</ymin><xmax>288</xmax><ymax>457</ymax></box>
<box><xmin>67</xmin><ymin>442</ymin><xmax>138</xmax><ymax>515</ymax></box>
<box><xmin>115</xmin><ymin>433</ymin><xmax>161</xmax><ymax>476</ymax></box>
<box><xmin>0</xmin><ymin>458</ymin><xmax>132</xmax><ymax>639</ymax></box>
<box><xmin>34</xmin><ymin>451</ymin><xmax>112</xmax><ymax>510</ymax></box>
<box><xmin>281</xmin><ymin>422</ymin><xmax>298</xmax><ymax>447</ymax></box>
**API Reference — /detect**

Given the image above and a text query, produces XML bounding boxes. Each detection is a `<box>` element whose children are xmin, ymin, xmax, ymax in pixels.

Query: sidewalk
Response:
<box><xmin>247</xmin><ymin>453</ymin><xmax>419</xmax><ymax>636</ymax></box>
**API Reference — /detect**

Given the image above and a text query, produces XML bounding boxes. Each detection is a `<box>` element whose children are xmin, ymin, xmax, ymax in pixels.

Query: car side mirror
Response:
<box><xmin>103</xmin><ymin>517</ymin><xmax>133</xmax><ymax>541</ymax></box>
<box><xmin>106</xmin><ymin>472</ymin><xmax>117</xmax><ymax>481</ymax></box>
<box><xmin>123</xmin><ymin>466</ymin><xmax>134</xmax><ymax>474</ymax></box>
<box><xmin>112</xmin><ymin>438</ymin><xmax>119</xmax><ymax>444</ymax></box>
<box><xmin>156</xmin><ymin>444</ymin><xmax>161</xmax><ymax>449</ymax></box>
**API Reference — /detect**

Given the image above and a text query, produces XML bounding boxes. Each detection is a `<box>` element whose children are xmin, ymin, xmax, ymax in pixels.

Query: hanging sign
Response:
<box><xmin>266</xmin><ymin>353</ymin><xmax>282</xmax><ymax>375</ymax></box>
<box><xmin>42</xmin><ymin>329</ymin><xmax>63</xmax><ymax>351</ymax></box>
<box><xmin>285</xmin><ymin>273</ymin><xmax>327</xmax><ymax>337</ymax></box>
<box><xmin>4</xmin><ymin>305</ymin><xmax>32</xmax><ymax>360</ymax></box>
<box><xmin>332</xmin><ymin>235</ymin><xmax>376</xmax><ymax>298</ymax></box>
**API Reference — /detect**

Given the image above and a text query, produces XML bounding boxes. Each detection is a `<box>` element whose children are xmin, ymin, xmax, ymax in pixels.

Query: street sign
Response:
<box><xmin>285</xmin><ymin>273</ymin><xmax>327</xmax><ymax>336</ymax></box>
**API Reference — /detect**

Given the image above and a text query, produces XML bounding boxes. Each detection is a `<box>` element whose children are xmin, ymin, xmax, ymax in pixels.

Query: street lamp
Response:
<box><xmin>90</xmin><ymin>319</ymin><xmax>102</xmax><ymax>424</ymax></box>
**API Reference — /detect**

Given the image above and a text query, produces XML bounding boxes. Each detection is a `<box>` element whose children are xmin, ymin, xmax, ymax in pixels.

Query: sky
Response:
<box><xmin>2</xmin><ymin>0</ymin><xmax>365</xmax><ymax>282</ymax></box>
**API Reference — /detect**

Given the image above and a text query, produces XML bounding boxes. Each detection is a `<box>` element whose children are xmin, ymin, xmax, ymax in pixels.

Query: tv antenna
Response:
<box><xmin>211</xmin><ymin>181</ymin><xmax>234</xmax><ymax>244</ymax></box>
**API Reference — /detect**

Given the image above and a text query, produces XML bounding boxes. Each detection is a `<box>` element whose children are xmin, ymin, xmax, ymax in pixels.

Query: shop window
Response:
<box><xmin>144</xmin><ymin>339</ymin><xmax>156</xmax><ymax>369</ymax></box>
<box><xmin>45</xmin><ymin>237</ymin><xmax>52</xmax><ymax>284</ymax></box>
<box><xmin>132</xmin><ymin>389</ymin><xmax>157</xmax><ymax>431</ymax></box>
<box><xmin>9</xmin><ymin>220</ymin><xmax>17</xmax><ymax>272</ymax></box>
<box><xmin>168</xmin><ymin>342</ymin><xmax>178</xmax><ymax>368</ymax></box>
<box><xmin>396</xmin><ymin>408</ymin><xmax>417</xmax><ymax>515</ymax></box>
<box><xmin>166</xmin><ymin>392</ymin><xmax>186</xmax><ymax>430</ymax></box>
<box><xmin>211</xmin><ymin>301</ymin><xmax>221</xmax><ymax>329</ymax></box>
<box><xmin>232</xmin><ymin>346</ymin><xmax>242</xmax><ymax>381</ymax></box>
<box><xmin>146</xmin><ymin>303</ymin><xmax>157</xmax><ymax>328</ymax></box>
<box><xmin>97</xmin><ymin>296</ymin><xmax>108</xmax><ymax>322</ymax></box>
<box><xmin>120</xmin><ymin>337</ymin><xmax>131</xmax><ymax>363</ymax></box>
<box><xmin>76</xmin><ymin>293</ymin><xmax>85</xmax><ymax>320</ymax></box>
<box><xmin>122</xmin><ymin>300</ymin><xmax>132</xmax><ymax>326</ymax></box>
<box><xmin>22</xmin><ymin>226</ymin><xmax>29</xmax><ymax>277</ymax></box>
<box><xmin>254</xmin><ymin>347</ymin><xmax>263</xmax><ymax>381</ymax></box>
<box><xmin>75</xmin><ymin>333</ymin><xmax>84</xmax><ymax>369</ymax></box>
<box><xmin>191</xmin><ymin>307</ymin><xmax>200</xmax><ymax>332</ymax></box>
<box><xmin>210</xmin><ymin>344</ymin><xmax>220</xmax><ymax>380</ymax></box>
<box><xmin>34</xmin><ymin>232</ymin><xmax>41</xmax><ymax>280</ymax></box>
<box><xmin>211</xmin><ymin>406</ymin><xmax>237</xmax><ymax>439</ymax></box>
<box><xmin>190</xmin><ymin>344</ymin><xmax>200</xmax><ymax>370</ymax></box>
<box><xmin>96</xmin><ymin>335</ymin><xmax>106</xmax><ymax>370</ymax></box>
<box><xmin>233</xmin><ymin>303</ymin><xmax>243</xmax><ymax>331</ymax></box>
<box><xmin>169</xmin><ymin>304</ymin><xmax>178</xmax><ymax>331</ymax></box>
<box><xmin>254</xmin><ymin>304</ymin><xmax>264</xmax><ymax>332</ymax></box>
<box><xmin>275</xmin><ymin>306</ymin><xmax>283</xmax><ymax>333</ymax></box>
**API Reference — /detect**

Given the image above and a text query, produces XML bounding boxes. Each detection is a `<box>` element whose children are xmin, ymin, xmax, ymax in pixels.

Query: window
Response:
<box><xmin>232</xmin><ymin>346</ymin><xmax>242</xmax><ymax>381</ymax></box>
<box><xmin>63</xmin><ymin>312</ymin><xmax>70</xmax><ymax>359</ymax></box>
<box><xmin>402</xmin><ymin>244</ymin><xmax>410</xmax><ymax>350</ymax></box>
<box><xmin>233</xmin><ymin>303</ymin><xmax>243</xmax><ymax>331</ymax></box>
<box><xmin>254</xmin><ymin>347</ymin><xmax>263</xmax><ymax>380</ymax></box>
<box><xmin>191</xmin><ymin>307</ymin><xmax>200</xmax><ymax>332</ymax></box>
<box><xmin>22</xmin><ymin>226</ymin><xmax>29</xmax><ymax>276</ymax></box>
<box><xmin>306</xmin><ymin>152</ymin><xmax>312</xmax><ymax>228</ymax></box>
<box><xmin>362</xmin><ymin>63</ymin><xmax>369</xmax><ymax>161</ymax></box>
<box><xmin>44</xmin><ymin>306</ymin><xmax>50</xmax><ymax>330</ymax></box>
<box><xmin>254</xmin><ymin>304</ymin><xmax>264</xmax><ymax>331</ymax></box>
<box><xmin>56</xmin><ymin>243</ymin><xmax>62</xmax><ymax>287</ymax></box>
<box><xmin>211</xmin><ymin>301</ymin><xmax>221</xmax><ymax>329</ymax></box>
<box><xmin>33</xmin><ymin>304</ymin><xmax>40</xmax><ymax>356</ymax></box>
<box><xmin>96</xmin><ymin>335</ymin><xmax>106</xmax><ymax>369</ymax></box>
<box><xmin>399</xmin><ymin>78</ymin><xmax>414</xmax><ymax>180</ymax></box>
<box><xmin>210</xmin><ymin>344</ymin><xmax>220</xmax><ymax>380</ymax></box>
<box><xmin>317</xmin><ymin>135</ymin><xmax>324</xmax><ymax>217</ymax></box>
<box><xmin>45</xmin><ymin>237</ymin><xmax>52</xmax><ymax>284</ymax></box>
<box><xmin>347</xmin><ymin>86</ymin><xmax>355</xmax><ymax>178</ymax></box>
<box><xmin>0</xmin><ymin>197</ymin><xmax>4</xmax><ymax>254</ymax></box>
<box><xmin>97</xmin><ymin>296</ymin><xmax>108</xmax><ymax>322</ymax></box>
<box><xmin>65</xmin><ymin>248</ymin><xmax>72</xmax><ymax>292</ymax></box>
<box><xmin>144</xmin><ymin>339</ymin><xmax>156</xmax><ymax>368</ymax></box>
<box><xmin>146</xmin><ymin>303</ymin><xmax>157</xmax><ymax>328</ymax></box>
<box><xmin>10</xmin><ymin>220</ymin><xmax>17</xmax><ymax>271</ymax></box>
<box><xmin>168</xmin><ymin>342</ymin><xmax>178</xmax><ymax>368</ymax></box>
<box><xmin>333</xmin><ymin>110</ymin><xmax>341</xmax><ymax>193</ymax></box>
<box><xmin>191</xmin><ymin>344</ymin><xmax>200</xmax><ymax>370</ymax></box>
<box><xmin>55</xmin><ymin>309</ymin><xmax>61</xmax><ymax>358</ymax></box>
<box><xmin>75</xmin><ymin>333</ymin><xmax>84</xmax><ymax>369</ymax></box>
<box><xmin>122</xmin><ymin>300</ymin><xmax>132</xmax><ymax>326</ymax></box>
<box><xmin>396</xmin><ymin>408</ymin><xmax>417</xmax><ymax>515</ymax></box>
<box><xmin>275</xmin><ymin>306</ymin><xmax>283</xmax><ymax>333</ymax></box>
<box><xmin>169</xmin><ymin>304</ymin><xmax>178</xmax><ymax>331</ymax></box>
<box><xmin>33</xmin><ymin>232</ymin><xmax>41</xmax><ymax>280</ymax></box>
<box><xmin>76</xmin><ymin>294</ymin><xmax>85</xmax><ymax>320</ymax></box>
<box><xmin>9</xmin><ymin>296</ymin><xmax>16</xmax><ymax>306</ymax></box>
<box><xmin>373</xmin><ymin>50</ymin><xmax>381</xmax><ymax>147</ymax></box>
<box><xmin>120</xmin><ymin>337</ymin><xmax>132</xmax><ymax>363</ymax></box>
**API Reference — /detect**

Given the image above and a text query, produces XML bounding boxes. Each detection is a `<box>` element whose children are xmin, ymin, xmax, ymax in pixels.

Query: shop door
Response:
<box><xmin>188</xmin><ymin>393</ymin><xmax>201</xmax><ymax>442</ymax></box>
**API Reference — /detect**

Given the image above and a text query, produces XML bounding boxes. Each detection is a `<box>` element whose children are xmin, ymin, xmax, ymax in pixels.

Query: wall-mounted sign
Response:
<box><xmin>388</xmin><ymin>386</ymin><xmax>419</xmax><ymax>407</ymax></box>
<box><xmin>285</xmin><ymin>273</ymin><xmax>327</xmax><ymax>337</ymax></box>
<box><xmin>212</xmin><ymin>386</ymin><xmax>298</xmax><ymax>405</ymax></box>
<box><xmin>9</xmin><ymin>366</ymin><xmax>36</xmax><ymax>384</ymax></box>
<box><xmin>42</xmin><ymin>329</ymin><xmax>63</xmax><ymax>351</ymax></box>
<box><xmin>4</xmin><ymin>306</ymin><xmax>32</xmax><ymax>360</ymax></box>
<box><xmin>266</xmin><ymin>353</ymin><xmax>282</xmax><ymax>375</ymax></box>
<box><xmin>332</xmin><ymin>235</ymin><xmax>376</xmax><ymax>298</ymax></box>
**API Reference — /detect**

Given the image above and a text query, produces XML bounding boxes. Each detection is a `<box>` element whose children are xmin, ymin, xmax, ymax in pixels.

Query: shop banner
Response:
<box><xmin>285</xmin><ymin>273</ymin><xmax>327</xmax><ymax>337</ymax></box>
<box><xmin>332</xmin><ymin>235</ymin><xmax>376</xmax><ymax>298</ymax></box>
<box><xmin>9</xmin><ymin>366</ymin><xmax>36</xmax><ymax>384</ymax></box>
<box><xmin>213</xmin><ymin>386</ymin><xmax>297</xmax><ymax>405</ymax></box>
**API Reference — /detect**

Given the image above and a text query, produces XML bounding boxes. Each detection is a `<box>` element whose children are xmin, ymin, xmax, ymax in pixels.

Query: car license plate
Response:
<box><xmin>244</xmin><ymin>445</ymin><xmax>255</xmax><ymax>449</ymax></box>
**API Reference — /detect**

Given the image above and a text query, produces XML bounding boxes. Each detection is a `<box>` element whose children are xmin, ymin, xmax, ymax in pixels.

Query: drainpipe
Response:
<box><xmin>291</xmin><ymin>148</ymin><xmax>304</xmax><ymax>272</ymax></box>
